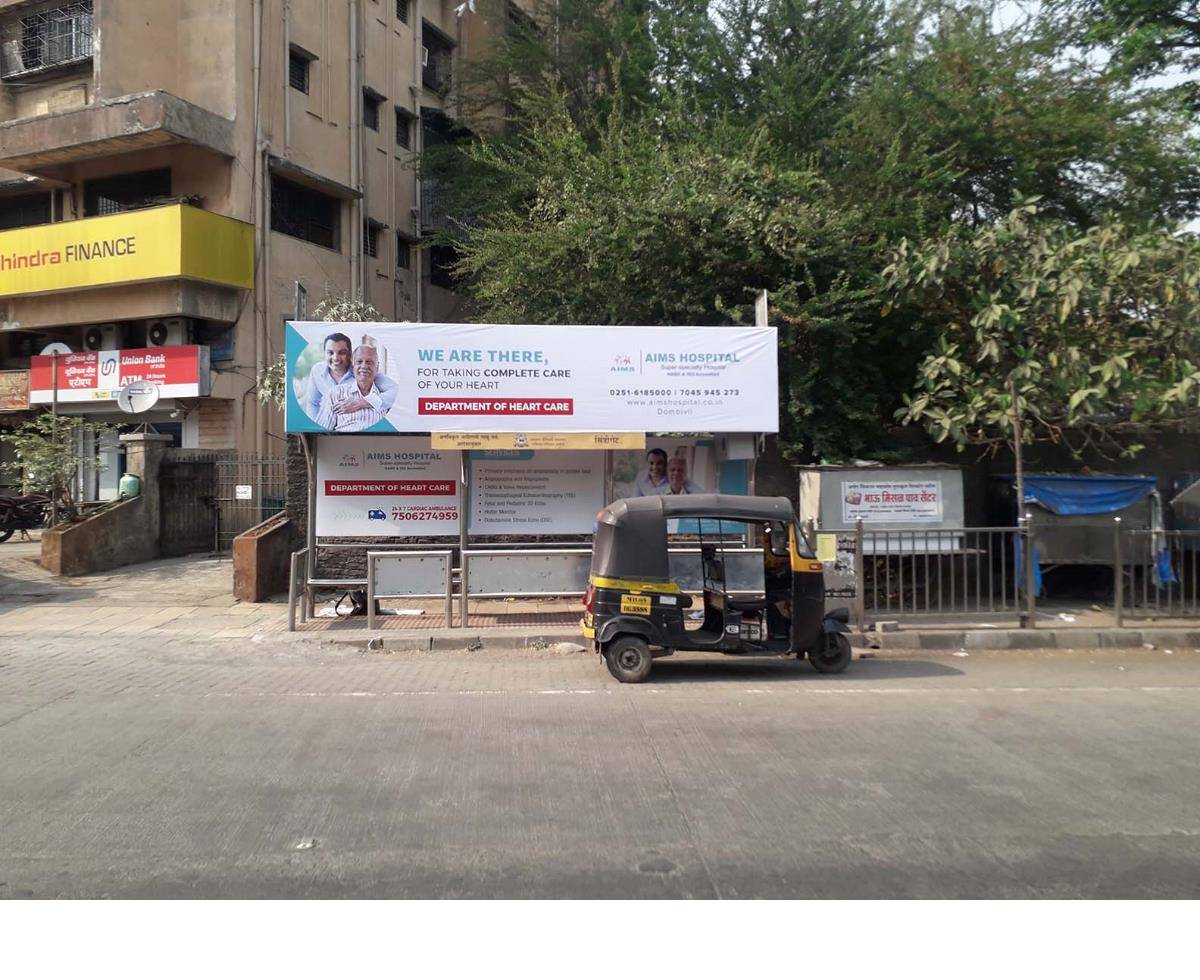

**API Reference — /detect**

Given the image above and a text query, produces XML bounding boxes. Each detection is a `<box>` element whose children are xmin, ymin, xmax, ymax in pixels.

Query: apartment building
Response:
<box><xmin>0</xmin><ymin>0</ymin><xmax>518</xmax><ymax>496</ymax></box>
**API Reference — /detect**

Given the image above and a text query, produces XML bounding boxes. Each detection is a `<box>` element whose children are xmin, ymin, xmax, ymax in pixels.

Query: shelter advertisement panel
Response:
<box><xmin>841</xmin><ymin>480</ymin><xmax>943</xmax><ymax>524</ymax></box>
<box><xmin>285</xmin><ymin>322</ymin><xmax>778</xmax><ymax>434</ymax></box>
<box><xmin>468</xmin><ymin>450</ymin><xmax>604</xmax><ymax>534</ymax></box>
<box><xmin>315</xmin><ymin>436</ymin><xmax>461</xmax><ymax>537</ymax></box>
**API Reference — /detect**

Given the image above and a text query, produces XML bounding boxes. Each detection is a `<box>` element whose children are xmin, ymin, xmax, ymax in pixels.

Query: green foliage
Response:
<box><xmin>0</xmin><ymin>415</ymin><xmax>118</xmax><ymax>519</ymax></box>
<box><xmin>883</xmin><ymin>200</ymin><xmax>1200</xmax><ymax>457</ymax></box>
<box><xmin>428</xmin><ymin>0</ymin><xmax>1200</xmax><ymax>460</ymax></box>
<box><xmin>1058</xmin><ymin>0</ymin><xmax>1200</xmax><ymax>106</ymax></box>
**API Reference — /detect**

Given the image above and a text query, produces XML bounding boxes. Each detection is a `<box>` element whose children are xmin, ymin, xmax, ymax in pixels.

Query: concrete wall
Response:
<box><xmin>232</xmin><ymin>511</ymin><xmax>294</xmax><ymax>601</ymax></box>
<box><xmin>41</xmin><ymin>496</ymin><xmax>155</xmax><ymax>576</ymax></box>
<box><xmin>39</xmin><ymin>432</ymin><xmax>172</xmax><ymax>575</ymax></box>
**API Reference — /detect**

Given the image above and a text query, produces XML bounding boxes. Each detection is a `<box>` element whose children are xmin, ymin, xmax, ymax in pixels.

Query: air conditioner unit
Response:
<box><xmin>147</xmin><ymin>318</ymin><xmax>189</xmax><ymax>347</ymax></box>
<box><xmin>421</xmin><ymin>46</ymin><xmax>429</xmax><ymax>67</ymax></box>
<box><xmin>83</xmin><ymin>324</ymin><xmax>119</xmax><ymax>351</ymax></box>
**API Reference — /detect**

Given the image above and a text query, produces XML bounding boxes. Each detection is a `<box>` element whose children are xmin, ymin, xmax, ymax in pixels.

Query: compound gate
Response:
<box><xmin>213</xmin><ymin>455</ymin><xmax>287</xmax><ymax>551</ymax></box>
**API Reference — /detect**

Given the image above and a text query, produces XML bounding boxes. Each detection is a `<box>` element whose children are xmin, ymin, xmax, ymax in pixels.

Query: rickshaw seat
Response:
<box><xmin>727</xmin><ymin>596</ymin><xmax>767</xmax><ymax>613</ymax></box>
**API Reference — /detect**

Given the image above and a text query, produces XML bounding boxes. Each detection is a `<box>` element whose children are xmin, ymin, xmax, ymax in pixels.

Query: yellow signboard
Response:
<box><xmin>431</xmin><ymin>432</ymin><xmax>646</xmax><ymax>451</ymax></box>
<box><xmin>0</xmin><ymin>204</ymin><xmax>254</xmax><ymax>299</ymax></box>
<box><xmin>619</xmin><ymin>594</ymin><xmax>652</xmax><ymax>615</ymax></box>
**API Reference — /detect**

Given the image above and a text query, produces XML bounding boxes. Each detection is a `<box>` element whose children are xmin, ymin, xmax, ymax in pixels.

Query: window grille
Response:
<box><xmin>270</xmin><ymin>176</ymin><xmax>340</xmax><ymax>251</ymax></box>
<box><xmin>421</xmin><ymin>23</ymin><xmax>453</xmax><ymax>94</ymax></box>
<box><xmin>0</xmin><ymin>1</ymin><xmax>93</xmax><ymax>80</ymax></box>
<box><xmin>396</xmin><ymin>235</ymin><xmax>411</xmax><ymax>270</ymax></box>
<box><xmin>363</xmin><ymin>90</ymin><xmax>382</xmax><ymax>131</ymax></box>
<box><xmin>395</xmin><ymin>109</ymin><xmax>412</xmax><ymax>150</ymax></box>
<box><xmin>363</xmin><ymin>220</ymin><xmax>380</xmax><ymax>258</ymax></box>
<box><xmin>0</xmin><ymin>193</ymin><xmax>51</xmax><ymax>231</ymax></box>
<box><xmin>83</xmin><ymin>169</ymin><xmax>172</xmax><ymax>217</ymax></box>
<box><xmin>396</xmin><ymin>0</ymin><xmax>409</xmax><ymax>24</ymax></box>
<box><xmin>288</xmin><ymin>50</ymin><xmax>310</xmax><ymax>94</ymax></box>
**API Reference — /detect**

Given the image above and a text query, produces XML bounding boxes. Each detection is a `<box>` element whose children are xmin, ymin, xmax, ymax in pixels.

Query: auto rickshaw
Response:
<box><xmin>581</xmin><ymin>494</ymin><xmax>852</xmax><ymax>683</ymax></box>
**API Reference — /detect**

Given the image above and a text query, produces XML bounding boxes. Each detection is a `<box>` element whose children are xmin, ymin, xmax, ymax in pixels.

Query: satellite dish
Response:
<box><xmin>40</xmin><ymin>342</ymin><xmax>72</xmax><ymax>356</ymax></box>
<box><xmin>117</xmin><ymin>381</ymin><xmax>160</xmax><ymax>415</ymax></box>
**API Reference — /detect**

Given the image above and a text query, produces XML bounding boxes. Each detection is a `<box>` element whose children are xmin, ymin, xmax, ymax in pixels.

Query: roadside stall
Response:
<box><xmin>283</xmin><ymin>322</ymin><xmax>779</xmax><ymax>628</ymax></box>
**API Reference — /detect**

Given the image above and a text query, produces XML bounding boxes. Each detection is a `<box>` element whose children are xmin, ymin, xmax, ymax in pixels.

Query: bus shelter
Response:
<box><xmin>282</xmin><ymin>322</ymin><xmax>778</xmax><ymax>629</ymax></box>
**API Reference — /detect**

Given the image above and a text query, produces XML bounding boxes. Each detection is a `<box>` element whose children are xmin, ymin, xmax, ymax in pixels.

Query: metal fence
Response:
<box><xmin>1117</xmin><ymin>529</ymin><xmax>1200</xmax><ymax>622</ymax></box>
<box><xmin>855</xmin><ymin>527</ymin><xmax>1026</xmax><ymax>623</ymax></box>
<box><xmin>213</xmin><ymin>455</ymin><xmax>287</xmax><ymax>551</ymax></box>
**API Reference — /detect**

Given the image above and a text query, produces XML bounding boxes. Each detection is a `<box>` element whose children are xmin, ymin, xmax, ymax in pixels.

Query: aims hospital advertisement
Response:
<box><xmin>284</xmin><ymin>322</ymin><xmax>778</xmax><ymax>434</ymax></box>
<box><xmin>292</xmin><ymin>323</ymin><xmax>777</xmax><ymax>537</ymax></box>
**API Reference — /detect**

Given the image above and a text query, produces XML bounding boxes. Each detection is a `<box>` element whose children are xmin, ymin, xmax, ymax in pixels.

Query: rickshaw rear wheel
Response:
<box><xmin>604</xmin><ymin>635</ymin><xmax>653</xmax><ymax>684</ymax></box>
<box><xmin>809</xmin><ymin>633</ymin><xmax>852</xmax><ymax>674</ymax></box>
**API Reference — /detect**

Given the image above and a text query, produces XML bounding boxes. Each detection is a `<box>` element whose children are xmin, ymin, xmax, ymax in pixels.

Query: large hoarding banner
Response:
<box><xmin>315</xmin><ymin>436</ymin><xmax>461</xmax><ymax>537</ymax></box>
<box><xmin>841</xmin><ymin>480</ymin><xmax>944</xmax><ymax>524</ymax></box>
<box><xmin>285</xmin><ymin>322</ymin><xmax>778</xmax><ymax>434</ymax></box>
<box><xmin>468</xmin><ymin>450</ymin><xmax>604</xmax><ymax>534</ymax></box>
<box><xmin>29</xmin><ymin>346</ymin><xmax>210</xmax><ymax>404</ymax></box>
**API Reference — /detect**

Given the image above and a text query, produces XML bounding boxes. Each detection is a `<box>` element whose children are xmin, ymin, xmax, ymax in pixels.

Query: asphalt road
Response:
<box><xmin>2</xmin><ymin>635</ymin><xmax>1199</xmax><ymax>898</ymax></box>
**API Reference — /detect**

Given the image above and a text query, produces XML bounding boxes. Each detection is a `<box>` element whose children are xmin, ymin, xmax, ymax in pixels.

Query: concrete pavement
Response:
<box><xmin>2</xmin><ymin>629</ymin><xmax>1200</xmax><ymax>898</ymax></box>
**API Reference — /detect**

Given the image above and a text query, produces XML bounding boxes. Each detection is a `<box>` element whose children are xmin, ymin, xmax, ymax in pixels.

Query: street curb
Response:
<box><xmin>299</xmin><ymin>625</ymin><xmax>1200</xmax><ymax>655</ymax></box>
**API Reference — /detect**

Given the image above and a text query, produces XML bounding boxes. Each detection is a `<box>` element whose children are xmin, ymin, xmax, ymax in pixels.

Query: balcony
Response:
<box><xmin>0</xmin><ymin>90</ymin><xmax>235</xmax><ymax>175</ymax></box>
<box><xmin>0</xmin><ymin>1</ymin><xmax>92</xmax><ymax>82</ymax></box>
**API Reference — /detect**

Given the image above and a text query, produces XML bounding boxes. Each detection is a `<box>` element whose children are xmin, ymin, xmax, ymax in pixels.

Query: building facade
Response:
<box><xmin>0</xmin><ymin>0</ymin><xmax>516</xmax><ymax>496</ymax></box>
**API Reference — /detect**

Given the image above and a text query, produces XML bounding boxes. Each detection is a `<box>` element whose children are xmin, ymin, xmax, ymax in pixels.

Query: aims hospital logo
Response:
<box><xmin>609</xmin><ymin>353</ymin><xmax>636</xmax><ymax>375</ymax></box>
<box><xmin>0</xmin><ymin>235</ymin><xmax>138</xmax><ymax>272</ymax></box>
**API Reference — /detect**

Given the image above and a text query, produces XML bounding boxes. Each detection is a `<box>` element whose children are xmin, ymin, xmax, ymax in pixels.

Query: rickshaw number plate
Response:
<box><xmin>620</xmin><ymin>594</ymin><xmax>652</xmax><ymax>615</ymax></box>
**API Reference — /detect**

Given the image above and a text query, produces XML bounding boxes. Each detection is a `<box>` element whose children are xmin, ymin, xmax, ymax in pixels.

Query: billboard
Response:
<box><xmin>285</xmin><ymin>322</ymin><xmax>778</xmax><ymax>434</ymax></box>
<box><xmin>315</xmin><ymin>436</ymin><xmax>461</xmax><ymax>536</ymax></box>
<box><xmin>0</xmin><ymin>204</ymin><xmax>253</xmax><ymax>299</ymax></box>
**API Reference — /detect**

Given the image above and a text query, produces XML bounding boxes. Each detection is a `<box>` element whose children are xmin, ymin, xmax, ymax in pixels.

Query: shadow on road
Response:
<box><xmin>645</xmin><ymin>656</ymin><xmax>964</xmax><ymax>684</ymax></box>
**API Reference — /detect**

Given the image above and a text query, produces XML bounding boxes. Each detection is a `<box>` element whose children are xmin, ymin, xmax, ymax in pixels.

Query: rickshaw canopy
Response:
<box><xmin>592</xmin><ymin>494</ymin><xmax>796</xmax><ymax>582</ymax></box>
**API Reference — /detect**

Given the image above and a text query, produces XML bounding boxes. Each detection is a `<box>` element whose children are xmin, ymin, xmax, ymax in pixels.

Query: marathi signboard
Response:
<box><xmin>315</xmin><ymin>436</ymin><xmax>461</xmax><ymax>536</ymax></box>
<box><xmin>29</xmin><ymin>346</ymin><xmax>211</xmax><ymax>404</ymax></box>
<box><xmin>0</xmin><ymin>370</ymin><xmax>29</xmax><ymax>411</ymax></box>
<box><xmin>432</xmin><ymin>432</ymin><xmax>645</xmax><ymax>451</ymax></box>
<box><xmin>841</xmin><ymin>480</ymin><xmax>943</xmax><ymax>524</ymax></box>
<box><xmin>468</xmin><ymin>450</ymin><xmax>604</xmax><ymax>534</ymax></box>
<box><xmin>285</xmin><ymin>322</ymin><xmax>778</xmax><ymax>434</ymax></box>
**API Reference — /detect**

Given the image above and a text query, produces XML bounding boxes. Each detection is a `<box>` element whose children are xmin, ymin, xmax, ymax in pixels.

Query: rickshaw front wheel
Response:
<box><xmin>809</xmin><ymin>633</ymin><xmax>852</xmax><ymax>674</ymax></box>
<box><xmin>604</xmin><ymin>635</ymin><xmax>653</xmax><ymax>684</ymax></box>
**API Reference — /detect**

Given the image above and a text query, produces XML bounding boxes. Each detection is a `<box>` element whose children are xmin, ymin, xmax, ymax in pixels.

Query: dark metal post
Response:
<box><xmin>50</xmin><ymin>353</ymin><xmax>59</xmax><ymax>527</ymax></box>
<box><xmin>1113</xmin><ymin>517</ymin><xmax>1123</xmax><ymax>628</ymax></box>
<box><xmin>1022</xmin><ymin>513</ymin><xmax>1036</xmax><ymax>629</ymax></box>
<box><xmin>854</xmin><ymin>519</ymin><xmax>865</xmax><ymax>632</ymax></box>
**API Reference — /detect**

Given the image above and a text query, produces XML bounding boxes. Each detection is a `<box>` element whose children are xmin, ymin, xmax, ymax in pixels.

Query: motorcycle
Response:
<box><xmin>0</xmin><ymin>492</ymin><xmax>51</xmax><ymax>543</ymax></box>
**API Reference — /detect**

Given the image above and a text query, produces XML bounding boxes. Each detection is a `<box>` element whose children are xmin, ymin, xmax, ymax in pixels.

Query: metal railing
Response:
<box><xmin>1116</xmin><ymin>528</ymin><xmax>1200</xmax><ymax>623</ymax></box>
<box><xmin>367</xmin><ymin>550</ymin><xmax>454</xmax><ymax>630</ymax></box>
<box><xmin>853</xmin><ymin>526</ymin><xmax>1028</xmax><ymax>625</ymax></box>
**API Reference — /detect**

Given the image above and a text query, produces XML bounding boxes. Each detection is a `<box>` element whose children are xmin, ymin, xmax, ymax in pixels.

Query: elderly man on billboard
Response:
<box><xmin>315</xmin><ymin>345</ymin><xmax>392</xmax><ymax>432</ymax></box>
<box><xmin>306</xmin><ymin>332</ymin><xmax>398</xmax><ymax>423</ymax></box>
<box><xmin>662</xmin><ymin>455</ymin><xmax>704</xmax><ymax>495</ymax></box>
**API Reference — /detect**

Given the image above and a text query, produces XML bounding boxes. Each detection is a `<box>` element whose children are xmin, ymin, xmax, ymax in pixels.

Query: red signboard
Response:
<box><xmin>29</xmin><ymin>345</ymin><xmax>210</xmax><ymax>404</ymax></box>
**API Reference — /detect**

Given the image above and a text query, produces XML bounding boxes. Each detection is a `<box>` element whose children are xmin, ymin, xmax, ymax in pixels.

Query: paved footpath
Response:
<box><xmin>2</xmin><ymin>621</ymin><xmax>1200</xmax><ymax>898</ymax></box>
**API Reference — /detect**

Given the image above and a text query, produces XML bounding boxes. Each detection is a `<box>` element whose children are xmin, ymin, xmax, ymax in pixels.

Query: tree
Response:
<box><xmin>1060</xmin><ymin>0</ymin><xmax>1200</xmax><ymax>106</ymax></box>
<box><xmin>429</xmin><ymin>0</ymin><xmax>1200</xmax><ymax>460</ymax></box>
<box><xmin>883</xmin><ymin>200</ymin><xmax>1200</xmax><ymax>458</ymax></box>
<box><xmin>0</xmin><ymin>415</ymin><xmax>118</xmax><ymax>521</ymax></box>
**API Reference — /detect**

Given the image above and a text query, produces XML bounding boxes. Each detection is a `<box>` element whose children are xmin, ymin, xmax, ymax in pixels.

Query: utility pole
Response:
<box><xmin>50</xmin><ymin>352</ymin><xmax>59</xmax><ymax>528</ymax></box>
<box><xmin>1008</xmin><ymin>376</ymin><xmax>1025</xmax><ymax>519</ymax></box>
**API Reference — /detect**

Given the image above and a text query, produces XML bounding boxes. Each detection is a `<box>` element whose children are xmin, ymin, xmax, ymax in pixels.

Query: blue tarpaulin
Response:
<box><xmin>1022</xmin><ymin>475</ymin><xmax>1156</xmax><ymax>516</ymax></box>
